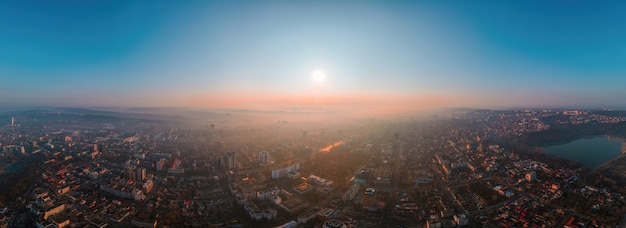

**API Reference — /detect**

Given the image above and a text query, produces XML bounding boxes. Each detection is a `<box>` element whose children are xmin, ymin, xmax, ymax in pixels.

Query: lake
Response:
<box><xmin>543</xmin><ymin>136</ymin><xmax>624</xmax><ymax>169</ymax></box>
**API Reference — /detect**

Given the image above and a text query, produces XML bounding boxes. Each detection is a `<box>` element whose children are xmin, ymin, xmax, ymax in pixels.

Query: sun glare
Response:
<box><xmin>311</xmin><ymin>69</ymin><xmax>326</xmax><ymax>83</ymax></box>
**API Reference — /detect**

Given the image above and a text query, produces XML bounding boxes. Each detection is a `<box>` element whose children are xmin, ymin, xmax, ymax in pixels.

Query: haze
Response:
<box><xmin>2</xmin><ymin>1</ymin><xmax>626</xmax><ymax>112</ymax></box>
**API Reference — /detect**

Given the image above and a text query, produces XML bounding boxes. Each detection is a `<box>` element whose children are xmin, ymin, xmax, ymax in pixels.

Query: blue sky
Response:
<box><xmin>1</xmin><ymin>1</ymin><xmax>626</xmax><ymax>109</ymax></box>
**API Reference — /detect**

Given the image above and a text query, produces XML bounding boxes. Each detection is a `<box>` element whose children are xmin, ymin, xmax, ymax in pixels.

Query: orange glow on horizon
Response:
<box><xmin>181</xmin><ymin>91</ymin><xmax>458</xmax><ymax>114</ymax></box>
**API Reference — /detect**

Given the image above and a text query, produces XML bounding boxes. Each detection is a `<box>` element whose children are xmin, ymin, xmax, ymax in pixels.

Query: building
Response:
<box><xmin>563</xmin><ymin>110</ymin><xmax>581</xmax><ymax>116</ymax></box>
<box><xmin>454</xmin><ymin>214</ymin><xmax>469</xmax><ymax>226</ymax></box>
<box><xmin>344</xmin><ymin>183</ymin><xmax>360</xmax><ymax>202</ymax></box>
<box><xmin>307</xmin><ymin>175</ymin><xmax>333</xmax><ymax>187</ymax></box>
<box><xmin>298</xmin><ymin>207</ymin><xmax>321</xmax><ymax>224</ymax></box>
<box><xmin>124</xmin><ymin>166</ymin><xmax>137</xmax><ymax>181</ymax></box>
<box><xmin>242</xmin><ymin>200</ymin><xmax>277</xmax><ymax>221</ymax></box>
<box><xmin>258</xmin><ymin>151</ymin><xmax>269</xmax><ymax>165</ymax></box>
<box><xmin>29</xmin><ymin>203</ymin><xmax>66</xmax><ymax>220</ymax></box>
<box><xmin>526</xmin><ymin>171</ymin><xmax>536</xmax><ymax>182</ymax></box>
<box><xmin>99</xmin><ymin>184</ymin><xmax>146</xmax><ymax>201</ymax></box>
<box><xmin>227</xmin><ymin>152</ymin><xmax>237</xmax><ymax>170</ymax></box>
<box><xmin>322</xmin><ymin>219</ymin><xmax>347</xmax><ymax>228</ymax></box>
<box><xmin>317</xmin><ymin>208</ymin><xmax>338</xmax><ymax>220</ymax></box>
<box><xmin>287</xmin><ymin>171</ymin><xmax>301</xmax><ymax>179</ymax></box>
<box><xmin>142</xmin><ymin>180</ymin><xmax>154</xmax><ymax>194</ymax></box>
<box><xmin>156</xmin><ymin>159</ymin><xmax>166</xmax><ymax>172</ymax></box>
<box><xmin>170</xmin><ymin>158</ymin><xmax>180</xmax><ymax>169</ymax></box>
<box><xmin>257</xmin><ymin>187</ymin><xmax>281</xmax><ymax>205</ymax></box>
<box><xmin>293</xmin><ymin>183</ymin><xmax>313</xmax><ymax>195</ymax></box>
<box><xmin>271</xmin><ymin>162</ymin><xmax>301</xmax><ymax>179</ymax></box>
<box><xmin>37</xmin><ymin>215</ymin><xmax>70</xmax><ymax>228</ymax></box>
<box><xmin>56</xmin><ymin>186</ymin><xmax>70</xmax><ymax>195</ymax></box>
<box><xmin>136</xmin><ymin>167</ymin><xmax>146</xmax><ymax>181</ymax></box>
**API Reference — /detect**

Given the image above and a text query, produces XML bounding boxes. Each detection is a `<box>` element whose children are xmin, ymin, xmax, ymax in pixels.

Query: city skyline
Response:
<box><xmin>2</xmin><ymin>1</ymin><xmax>626</xmax><ymax>111</ymax></box>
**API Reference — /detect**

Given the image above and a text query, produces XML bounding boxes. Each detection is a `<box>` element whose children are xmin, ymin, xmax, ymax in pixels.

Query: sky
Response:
<box><xmin>2</xmin><ymin>1</ymin><xmax>626</xmax><ymax>112</ymax></box>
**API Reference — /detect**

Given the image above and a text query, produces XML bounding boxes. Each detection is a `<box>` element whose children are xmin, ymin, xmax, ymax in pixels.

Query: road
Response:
<box><xmin>381</xmin><ymin>136</ymin><xmax>405</xmax><ymax>224</ymax></box>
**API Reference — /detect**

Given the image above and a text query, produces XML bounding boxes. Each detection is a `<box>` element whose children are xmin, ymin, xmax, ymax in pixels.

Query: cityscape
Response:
<box><xmin>2</xmin><ymin>1</ymin><xmax>626</xmax><ymax>228</ymax></box>
<box><xmin>0</xmin><ymin>109</ymin><xmax>626</xmax><ymax>228</ymax></box>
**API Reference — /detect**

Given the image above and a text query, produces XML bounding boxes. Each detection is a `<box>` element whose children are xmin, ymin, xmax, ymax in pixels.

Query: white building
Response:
<box><xmin>271</xmin><ymin>162</ymin><xmax>301</xmax><ymax>179</ymax></box>
<box><xmin>257</xmin><ymin>188</ymin><xmax>281</xmax><ymax>202</ymax></box>
<box><xmin>307</xmin><ymin>175</ymin><xmax>332</xmax><ymax>187</ymax></box>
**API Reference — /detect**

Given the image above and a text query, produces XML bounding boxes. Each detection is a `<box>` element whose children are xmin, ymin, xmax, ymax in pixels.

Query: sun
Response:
<box><xmin>311</xmin><ymin>69</ymin><xmax>327</xmax><ymax>83</ymax></box>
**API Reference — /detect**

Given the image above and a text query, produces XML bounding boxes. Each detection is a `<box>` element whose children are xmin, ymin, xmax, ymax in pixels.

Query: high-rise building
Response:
<box><xmin>125</xmin><ymin>166</ymin><xmax>137</xmax><ymax>181</ymax></box>
<box><xmin>136</xmin><ymin>167</ymin><xmax>146</xmax><ymax>181</ymax></box>
<box><xmin>227</xmin><ymin>152</ymin><xmax>236</xmax><ymax>170</ymax></box>
<box><xmin>142</xmin><ymin>180</ymin><xmax>154</xmax><ymax>194</ymax></box>
<box><xmin>259</xmin><ymin>151</ymin><xmax>268</xmax><ymax>165</ymax></box>
<box><xmin>11</xmin><ymin>117</ymin><xmax>14</xmax><ymax>128</ymax></box>
<box><xmin>156</xmin><ymin>159</ymin><xmax>166</xmax><ymax>171</ymax></box>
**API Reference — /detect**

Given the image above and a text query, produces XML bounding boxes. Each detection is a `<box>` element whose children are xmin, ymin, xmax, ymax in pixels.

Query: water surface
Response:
<box><xmin>543</xmin><ymin>136</ymin><xmax>623</xmax><ymax>169</ymax></box>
